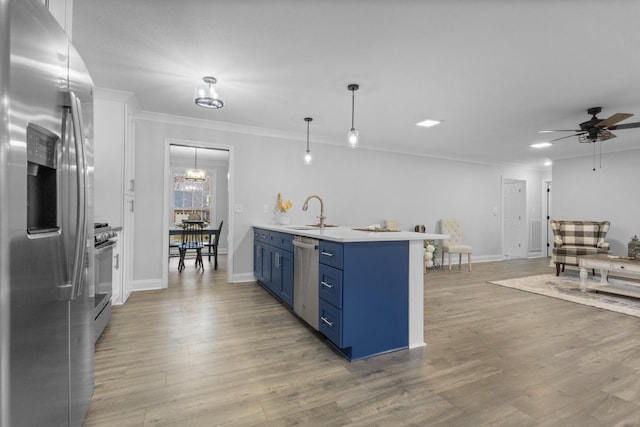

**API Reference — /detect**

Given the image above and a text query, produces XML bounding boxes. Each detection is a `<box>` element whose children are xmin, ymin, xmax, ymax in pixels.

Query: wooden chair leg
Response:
<box><xmin>468</xmin><ymin>253</ymin><xmax>472</xmax><ymax>272</ymax></box>
<box><xmin>458</xmin><ymin>253</ymin><xmax>462</xmax><ymax>269</ymax></box>
<box><xmin>555</xmin><ymin>263</ymin><xmax>560</xmax><ymax>276</ymax></box>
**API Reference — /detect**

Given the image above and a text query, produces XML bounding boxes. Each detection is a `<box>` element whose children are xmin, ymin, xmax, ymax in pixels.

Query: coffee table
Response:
<box><xmin>579</xmin><ymin>254</ymin><xmax>640</xmax><ymax>298</ymax></box>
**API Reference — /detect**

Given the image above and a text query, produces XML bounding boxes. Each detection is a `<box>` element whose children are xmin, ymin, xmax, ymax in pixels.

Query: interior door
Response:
<box><xmin>503</xmin><ymin>179</ymin><xmax>526</xmax><ymax>258</ymax></box>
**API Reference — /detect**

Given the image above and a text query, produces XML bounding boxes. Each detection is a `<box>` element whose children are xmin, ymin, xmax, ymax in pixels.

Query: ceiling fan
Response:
<box><xmin>542</xmin><ymin>107</ymin><xmax>640</xmax><ymax>143</ymax></box>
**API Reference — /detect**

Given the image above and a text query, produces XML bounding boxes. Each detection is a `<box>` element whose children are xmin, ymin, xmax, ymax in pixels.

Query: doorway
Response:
<box><xmin>502</xmin><ymin>179</ymin><xmax>527</xmax><ymax>259</ymax></box>
<box><xmin>162</xmin><ymin>139</ymin><xmax>233</xmax><ymax>287</ymax></box>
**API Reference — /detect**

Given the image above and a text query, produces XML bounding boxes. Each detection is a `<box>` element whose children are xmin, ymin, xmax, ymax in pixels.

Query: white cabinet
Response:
<box><xmin>93</xmin><ymin>89</ymin><xmax>139</xmax><ymax>305</ymax></box>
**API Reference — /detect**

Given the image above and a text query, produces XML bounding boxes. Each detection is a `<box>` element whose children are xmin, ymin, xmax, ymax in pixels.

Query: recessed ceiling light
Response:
<box><xmin>416</xmin><ymin>119</ymin><xmax>441</xmax><ymax>128</ymax></box>
<box><xmin>544</xmin><ymin>160</ymin><xmax>552</xmax><ymax>166</ymax></box>
<box><xmin>530</xmin><ymin>142</ymin><xmax>552</xmax><ymax>148</ymax></box>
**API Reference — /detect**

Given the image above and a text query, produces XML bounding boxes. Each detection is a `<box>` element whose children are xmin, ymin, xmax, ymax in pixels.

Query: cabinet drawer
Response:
<box><xmin>319</xmin><ymin>264</ymin><xmax>343</xmax><ymax>309</ymax></box>
<box><xmin>253</xmin><ymin>228</ymin><xmax>270</xmax><ymax>244</ymax></box>
<box><xmin>319</xmin><ymin>299</ymin><xmax>343</xmax><ymax>347</ymax></box>
<box><xmin>319</xmin><ymin>240</ymin><xmax>343</xmax><ymax>269</ymax></box>
<box><xmin>270</xmin><ymin>231</ymin><xmax>294</xmax><ymax>252</ymax></box>
<box><xmin>612</xmin><ymin>262</ymin><xmax>640</xmax><ymax>274</ymax></box>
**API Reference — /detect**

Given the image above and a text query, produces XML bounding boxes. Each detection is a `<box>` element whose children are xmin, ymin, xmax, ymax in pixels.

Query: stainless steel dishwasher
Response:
<box><xmin>293</xmin><ymin>236</ymin><xmax>320</xmax><ymax>330</ymax></box>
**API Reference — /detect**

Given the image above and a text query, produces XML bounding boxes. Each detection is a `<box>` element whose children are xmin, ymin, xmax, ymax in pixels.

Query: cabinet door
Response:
<box><xmin>279</xmin><ymin>250</ymin><xmax>294</xmax><ymax>307</ymax></box>
<box><xmin>253</xmin><ymin>241</ymin><xmax>269</xmax><ymax>282</ymax></box>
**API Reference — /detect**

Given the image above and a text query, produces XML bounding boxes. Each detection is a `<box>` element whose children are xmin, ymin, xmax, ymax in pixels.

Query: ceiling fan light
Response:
<box><xmin>195</xmin><ymin>76</ymin><xmax>224</xmax><ymax>109</ymax></box>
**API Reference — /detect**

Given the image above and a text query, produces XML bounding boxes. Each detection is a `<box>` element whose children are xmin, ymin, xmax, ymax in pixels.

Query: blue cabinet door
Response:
<box><xmin>279</xmin><ymin>250</ymin><xmax>294</xmax><ymax>307</ymax></box>
<box><xmin>253</xmin><ymin>241</ymin><xmax>269</xmax><ymax>282</ymax></box>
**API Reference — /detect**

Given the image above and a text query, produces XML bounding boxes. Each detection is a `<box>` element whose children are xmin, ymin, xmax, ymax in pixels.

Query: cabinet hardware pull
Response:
<box><xmin>321</xmin><ymin>281</ymin><xmax>333</xmax><ymax>288</ymax></box>
<box><xmin>321</xmin><ymin>317</ymin><xmax>333</xmax><ymax>327</ymax></box>
<box><xmin>321</xmin><ymin>251</ymin><xmax>333</xmax><ymax>257</ymax></box>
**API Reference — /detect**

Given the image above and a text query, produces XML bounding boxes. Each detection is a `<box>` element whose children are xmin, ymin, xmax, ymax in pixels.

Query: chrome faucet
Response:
<box><xmin>302</xmin><ymin>194</ymin><xmax>326</xmax><ymax>228</ymax></box>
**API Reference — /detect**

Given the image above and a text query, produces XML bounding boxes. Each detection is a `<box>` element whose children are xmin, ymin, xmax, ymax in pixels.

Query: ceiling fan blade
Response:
<box><xmin>609</xmin><ymin>121</ymin><xmax>640</xmax><ymax>130</ymax></box>
<box><xmin>596</xmin><ymin>113</ymin><xmax>633</xmax><ymax>128</ymax></box>
<box><xmin>549</xmin><ymin>132</ymin><xmax>585</xmax><ymax>142</ymax></box>
<box><xmin>538</xmin><ymin>129</ymin><xmax>580</xmax><ymax>133</ymax></box>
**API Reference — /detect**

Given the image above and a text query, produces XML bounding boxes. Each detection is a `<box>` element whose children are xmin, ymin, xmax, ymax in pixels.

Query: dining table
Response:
<box><xmin>169</xmin><ymin>222</ymin><xmax>220</xmax><ymax>261</ymax></box>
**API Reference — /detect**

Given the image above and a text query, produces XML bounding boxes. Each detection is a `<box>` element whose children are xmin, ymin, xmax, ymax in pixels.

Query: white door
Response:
<box><xmin>503</xmin><ymin>180</ymin><xmax>526</xmax><ymax>258</ymax></box>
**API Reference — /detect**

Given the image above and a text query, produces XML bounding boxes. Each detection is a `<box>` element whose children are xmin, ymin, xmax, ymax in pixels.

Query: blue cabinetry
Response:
<box><xmin>318</xmin><ymin>240</ymin><xmax>409</xmax><ymax>361</ymax></box>
<box><xmin>253</xmin><ymin>228</ymin><xmax>294</xmax><ymax>307</ymax></box>
<box><xmin>254</xmin><ymin>227</ymin><xmax>411</xmax><ymax>362</ymax></box>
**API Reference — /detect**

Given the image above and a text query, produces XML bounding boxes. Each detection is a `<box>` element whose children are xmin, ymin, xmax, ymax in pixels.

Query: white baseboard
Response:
<box><xmin>133</xmin><ymin>278</ymin><xmax>163</xmax><ymax>292</ymax></box>
<box><xmin>232</xmin><ymin>272</ymin><xmax>257</xmax><ymax>283</ymax></box>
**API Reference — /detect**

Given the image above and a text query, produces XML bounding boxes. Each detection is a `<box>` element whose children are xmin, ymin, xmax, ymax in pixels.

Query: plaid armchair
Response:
<box><xmin>550</xmin><ymin>220</ymin><xmax>610</xmax><ymax>276</ymax></box>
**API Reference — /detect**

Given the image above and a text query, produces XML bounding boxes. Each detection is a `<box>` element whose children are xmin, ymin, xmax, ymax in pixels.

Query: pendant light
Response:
<box><xmin>304</xmin><ymin>117</ymin><xmax>313</xmax><ymax>165</ymax></box>
<box><xmin>347</xmin><ymin>83</ymin><xmax>359</xmax><ymax>148</ymax></box>
<box><xmin>185</xmin><ymin>147</ymin><xmax>206</xmax><ymax>181</ymax></box>
<box><xmin>194</xmin><ymin>76</ymin><xmax>224</xmax><ymax>109</ymax></box>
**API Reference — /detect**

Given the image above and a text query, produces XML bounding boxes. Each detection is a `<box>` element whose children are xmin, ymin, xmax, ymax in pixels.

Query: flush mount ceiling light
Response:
<box><xmin>185</xmin><ymin>147</ymin><xmax>206</xmax><ymax>181</ymax></box>
<box><xmin>347</xmin><ymin>83</ymin><xmax>359</xmax><ymax>148</ymax></box>
<box><xmin>304</xmin><ymin>117</ymin><xmax>313</xmax><ymax>165</ymax></box>
<box><xmin>416</xmin><ymin>119</ymin><xmax>441</xmax><ymax>128</ymax></box>
<box><xmin>194</xmin><ymin>76</ymin><xmax>224</xmax><ymax>109</ymax></box>
<box><xmin>530</xmin><ymin>142</ymin><xmax>553</xmax><ymax>148</ymax></box>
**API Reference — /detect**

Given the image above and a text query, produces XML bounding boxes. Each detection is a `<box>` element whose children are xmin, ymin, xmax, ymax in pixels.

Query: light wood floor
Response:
<box><xmin>84</xmin><ymin>257</ymin><xmax>640</xmax><ymax>426</ymax></box>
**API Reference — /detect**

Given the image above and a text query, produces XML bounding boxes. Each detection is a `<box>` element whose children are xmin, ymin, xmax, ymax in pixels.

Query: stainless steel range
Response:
<box><xmin>94</xmin><ymin>223</ymin><xmax>117</xmax><ymax>342</ymax></box>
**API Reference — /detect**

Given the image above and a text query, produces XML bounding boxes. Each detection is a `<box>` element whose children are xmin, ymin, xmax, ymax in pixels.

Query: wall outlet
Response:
<box><xmin>234</xmin><ymin>204</ymin><xmax>244</xmax><ymax>213</ymax></box>
<box><xmin>263</xmin><ymin>204</ymin><xmax>269</xmax><ymax>213</ymax></box>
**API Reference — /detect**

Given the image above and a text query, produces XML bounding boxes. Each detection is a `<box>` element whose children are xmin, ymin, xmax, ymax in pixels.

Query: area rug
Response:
<box><xmin>488</xmin><ymin>273</ymin><xmax>640</xmax><ymax>318</ymax></box>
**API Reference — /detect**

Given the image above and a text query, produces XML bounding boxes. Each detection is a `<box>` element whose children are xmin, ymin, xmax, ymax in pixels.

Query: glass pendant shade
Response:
<box><xmin>348</xmin><ymin>128</ymin><xmax>359</xmax><ymax>148</ymax></box>
<box><xmin>194</xmin><ymin>76</ymin><xmax>224</xmax><ymax>109</ymax></box>
<box><xmin>304</xmin><ymin>150</ymin><xmax>312</xmax><ymax>165</ymax></box>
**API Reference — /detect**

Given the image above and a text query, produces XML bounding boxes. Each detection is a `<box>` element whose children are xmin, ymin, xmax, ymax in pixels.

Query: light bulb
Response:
<box><xmin>304</xmin><ymin>150</ymin><xmax>312</xmax><ymax>165</ymax></box>
<box><xmin>348</xmin><ymin>128</ymin><xmax>359</xmax><ymax>148</ymax></box>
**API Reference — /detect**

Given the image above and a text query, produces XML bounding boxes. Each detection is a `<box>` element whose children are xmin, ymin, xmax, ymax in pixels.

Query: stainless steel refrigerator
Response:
<box><xmin>0</xmin><ymin>0</ymin><xmax>95</xmax><ymax>425</ymax></box>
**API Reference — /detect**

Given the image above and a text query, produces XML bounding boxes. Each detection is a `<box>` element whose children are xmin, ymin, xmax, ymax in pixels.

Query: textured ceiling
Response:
<box><xmin>73</xmin><ymin>0</ymin><xmax>640</xmax><ymax>168</ymax></box>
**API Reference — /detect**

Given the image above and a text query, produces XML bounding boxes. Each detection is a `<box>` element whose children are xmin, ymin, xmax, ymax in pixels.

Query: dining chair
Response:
<box><xmin>440</xmin><ymin>218</ymin><xmax>472</xmax><ymax>272</ymax></box>
<box><xmin>204</xmin><ymin>220</ymin><xmax>223</xmax><ymax>270</ymax></box>
<box><xmin>178</xmin><ymin>220</ymin><xmax>204</xmax><ymax>272</ymax></box>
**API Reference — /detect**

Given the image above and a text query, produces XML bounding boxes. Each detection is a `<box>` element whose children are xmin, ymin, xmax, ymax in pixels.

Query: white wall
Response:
<box><xmin>132</xmin><ymin>114</ymin><xmax>548</xmax><ymax>287</ymax></box>
<box><xmin>552</xmin><ymin>149</ymin><xmax>640</xmax><ymax>255</ymax></box>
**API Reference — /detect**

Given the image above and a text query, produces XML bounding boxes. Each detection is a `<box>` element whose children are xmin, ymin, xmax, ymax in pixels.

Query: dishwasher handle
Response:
<box><xmin>292</xmin><ymin>240</ymin><xmax>318</xmax><ymax>250</ymax></box>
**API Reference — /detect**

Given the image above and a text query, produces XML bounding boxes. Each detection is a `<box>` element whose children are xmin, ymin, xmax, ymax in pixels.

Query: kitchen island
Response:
<box><xmin>253</xmin><ymin>224</ymin><xmax>447</xmax><ymax>361</ymax></box>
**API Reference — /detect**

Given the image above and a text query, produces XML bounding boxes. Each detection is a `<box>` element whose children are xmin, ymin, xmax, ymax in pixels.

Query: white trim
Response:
<box><xmin>133</xmin><ymin>279</ymin><xmax>163</xmax><ymax>292</ymax></box>
<box><xmin>162</xmin><ymin>138</ymin><xmax>234</xmax><ymax>288</ymax></box>
<box><xmin>136</xmin><ymin>110</ymin><xmax>547</xmax><ymax>170</ymax></box>
<box><xmin>232</xmin><ymin>273</ymin><xmax>257</xmax><ymax>283</ymax></box>
<box><xmin>408</xmin><ymin>241</ymin><xmax>425</xmax><ymax>349</ymax></box>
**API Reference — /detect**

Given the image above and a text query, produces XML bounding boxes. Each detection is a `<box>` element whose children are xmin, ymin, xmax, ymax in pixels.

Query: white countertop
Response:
<box><xmin>254</xmin><ymin>224</ymin><xmax>448</xmax><ymax>243</ymax></box>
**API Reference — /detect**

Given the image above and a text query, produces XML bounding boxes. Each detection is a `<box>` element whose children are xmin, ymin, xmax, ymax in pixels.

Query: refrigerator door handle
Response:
<box><xmin>68</xmin><ymin>91</ymin><xmax>88</xmax><ymax>300</ymax></box>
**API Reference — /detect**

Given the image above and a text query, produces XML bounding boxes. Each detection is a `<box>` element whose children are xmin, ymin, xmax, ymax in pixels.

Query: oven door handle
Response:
<box><xmin>95</xmin><ymin>240</ymin><xmax>117</xmax><ymax>254</ymax></box>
